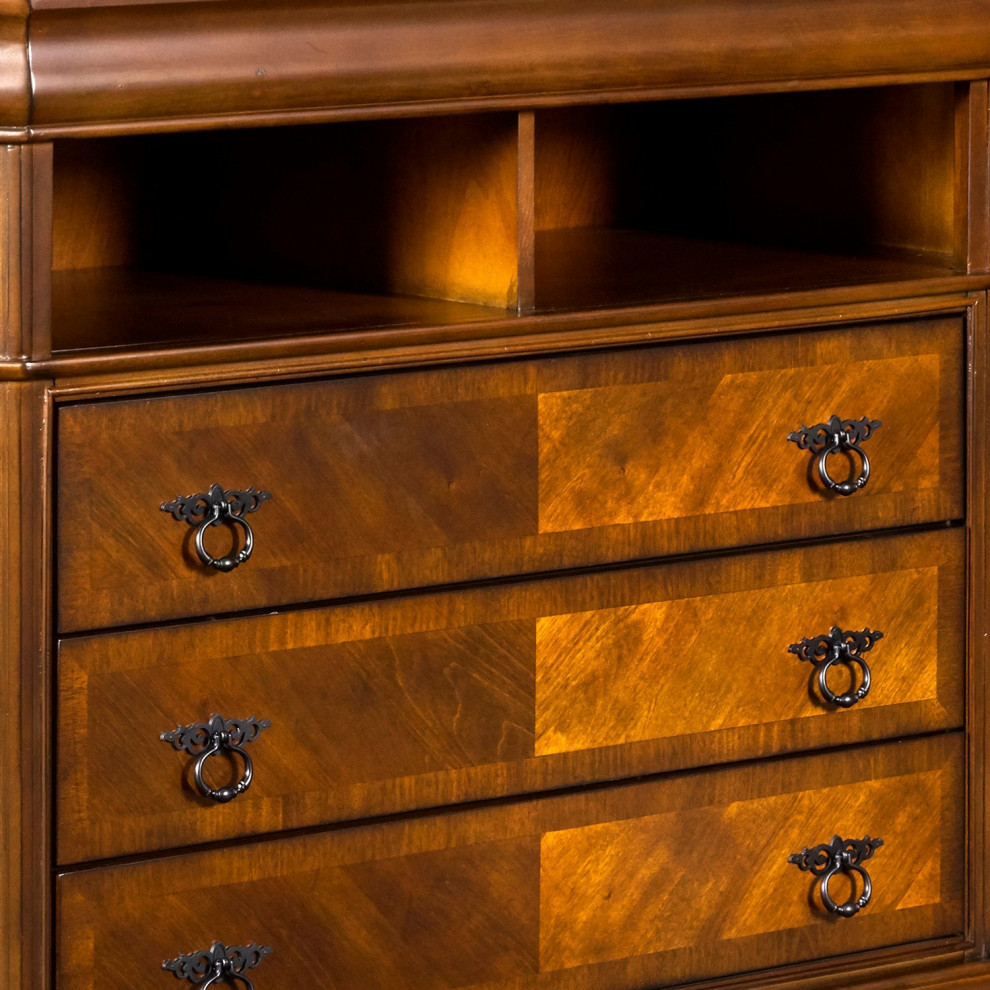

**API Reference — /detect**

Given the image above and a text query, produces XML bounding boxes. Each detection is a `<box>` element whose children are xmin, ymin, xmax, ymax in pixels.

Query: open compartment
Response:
<box><xmin>50</xmin><ymin>112</ymin><xmax>523</xmax><ymax>352</ymax></box>
<box><xmin>532</xmin><ymin>83</ymin><xmax>969</xmax><ymax>310</ymax></box>
<box><xmin>46</xmin><ymin>82</ymin><xmax>978</xmax><ymax>356</ymax></box>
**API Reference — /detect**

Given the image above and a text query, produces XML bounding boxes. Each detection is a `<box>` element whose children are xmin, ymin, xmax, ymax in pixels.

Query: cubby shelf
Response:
<box><xmin>47</xmin><ymin>81</ymin><xmax>977</xmax><ymax>357</ymax></box>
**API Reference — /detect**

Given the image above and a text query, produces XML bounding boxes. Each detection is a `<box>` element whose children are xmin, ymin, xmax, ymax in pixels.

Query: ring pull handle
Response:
<box><xmin>787</xmin><ymin>415</ymin><xmax>882</xmax><ymax>496</ymax></box>
<box><xmin>161</xmin><ymin>714</ymin><xmax>272</xmax><ymax>804</ymax></box>
<box><xmin>788</xmin><ymin>626</ymin><xmax>883</xmax><ymax>708</ymax></box>
<box><xmin>163</xmin><ymin>941</ymin><xmax>273</xmax><ymax>988</ymax></box>
<box><xmin>789</xmin><ymin>834</ymin><xmax>884</xmax><ymax>917</ymax></box>
<box><xmin>161</xmin><ymin>484</ymin><xmax>272</xmax><ymax>571</ymax></box>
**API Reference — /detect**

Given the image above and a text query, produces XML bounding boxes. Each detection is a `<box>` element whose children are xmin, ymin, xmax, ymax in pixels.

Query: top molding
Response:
<box><xmin>5</xmin><ymin>0</ymin><xmax>990</xmax><ymax>136</ymax></box>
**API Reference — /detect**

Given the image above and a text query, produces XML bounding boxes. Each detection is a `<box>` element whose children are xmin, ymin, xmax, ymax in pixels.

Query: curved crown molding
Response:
<box><xmin>11</xmin><ymin>0</ymin><xmax>990</xmax><ymax>135</ymax></box>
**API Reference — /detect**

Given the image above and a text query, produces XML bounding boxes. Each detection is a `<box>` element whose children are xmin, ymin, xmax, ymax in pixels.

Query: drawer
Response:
<box><xmin>56</xmin><ymin>734</ymin><xmax>963</xmax><ymax>990</ymax></box>
<box><xmin>56</xmin><ymin>315</ymin><xmax>964</xmax><ymax>632</ymax></box>
<box><xmin>57</xmin><ymin>529</ymin><xmax>964</xmax><ymax>862</ymax></box>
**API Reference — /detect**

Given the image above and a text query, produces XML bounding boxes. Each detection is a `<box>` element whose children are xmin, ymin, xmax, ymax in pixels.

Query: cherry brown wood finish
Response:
<box><xmin>534</xmin><ymin>87</ymin><xmax>964</xmax><ymax>266</ymax></box>
<box><xmin>50</xmin><ymin>118</ymin><xmax>523</xmax><ymax>312</ymax></box>
<box><xmin>5</xmin><ymin>4</ymin><xmax>990</xmax><ymax>989</ymax></box>
<box><xmin>0</xmin><ymin>144</ymin><xmax>52</xmax><ymax>360</ymax></box>
<box><xmin>44</xmin><ymin>246</ymin><xmax>982</xmax><ymax>363</ymax></box>
<box><xmin>55</xmin><ymin>315</ymin><xmax>965</xmax><ymax>632</ymax></box>
<box><xmin>55</xmin><ymin>734</ymin><xmax>964</xmax><ymax>990</ymax></box>
<box><xmin>39</xmin><ymin>85</ymin><xmax>978</xmax><ymax>354</ymax></box>
<box><xmin>56</xmin><ymin>528</ymin><xmax>963</xmax><ymax>863</ymax></box>
<box><xmin>21</xmin><ymin>1</ymin><xmax>990</xmax><ymax>135</ymax></box>
<box><xmin>0</xmin><ymin>381</ymin><xmax>53</xmax><ymax>990</ymax></box>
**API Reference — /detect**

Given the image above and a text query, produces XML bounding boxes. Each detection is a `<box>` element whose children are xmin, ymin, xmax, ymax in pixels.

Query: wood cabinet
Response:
<box><xmin>4</xmin><ymin>3</ymin><xmax>990</xmax><ymax>990</ymax></box>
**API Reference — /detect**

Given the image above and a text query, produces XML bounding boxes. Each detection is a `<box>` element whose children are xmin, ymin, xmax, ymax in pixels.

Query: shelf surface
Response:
<box><xmin>49</xmin><ymin>267</ymin><xmax>504</xmax><ymax>354</ymax></box>
<box><xmin>50</xmin><ymin>233</ymin><xmax>966</xmax><ymax>357</ymax></box>
<box><xmin>534</xmin><ymin>229</ymin><xmax>961</xmax><ymax>311</ymax></box>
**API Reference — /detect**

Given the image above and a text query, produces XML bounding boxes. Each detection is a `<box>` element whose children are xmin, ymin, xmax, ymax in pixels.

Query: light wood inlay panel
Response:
<box><xmin>540</xmin><ymin>771</ymin><xmax>943</xmax><ymax>970</ymax></box>
<box><xmin>538</xmin><ymin>353</ymin><xmax>938</xmax><ymax>530</ymax></box>
<box><xmin>56</xmin><ymin>736</ymin><xmax>963</xmax><ymax>990</ymax></box>
<box><xmin>536</xmin><ymin>565</ymin><xmax>940</xmax><ymax>755</ymax></box>
<box><xmin>57</xmin><ymin>529</ymin><xmax>962</xmax><ymax>863</ymax></box>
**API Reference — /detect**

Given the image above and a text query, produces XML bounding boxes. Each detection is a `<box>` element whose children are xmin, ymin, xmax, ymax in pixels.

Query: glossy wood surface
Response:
<box><xmin>535</xmin><ymin>86</ymin><xmax>963</xmax><ymax>263</ymax></box>
<box><xmin>38</xmin><ymin>85</ymin><xmax>974</xmax><ymax>354</ymax></box>
<box><xmin>7</xmin><ymin>5</ymin><xmax>990</xmax><ymax>989</ymax></box>
<box><xmin>21</xmin><ymin>1</ymin><xmax>990</xmax><ymax>135</ymax></box>
<box><xmin>0</xmin><ymin>382</ymin><xmax>53</xmax><ymax>990</ymax></box>
<box><xmin>0</xmin><ymin>144</ymin><xmax>51</xmax><ymax>360</ymax></box>
<box><xmin>56</xmin><ymin>734</ymin><xmax>964</xmax><ymax>990</ymax></box>
<box><xmin>56</xmin><ymin>315</ymin><xmax>965</xmax><ymax>631</ymax></box>
<box><xmin>533</xmin><ymin>231</ymin><xmax>963</xmax><ymax>313</ymax></box>
<box><xmin>56</xmin><ymin>528</ymin><xmax>963</xmax><ymax>863</ymax></box>
<box><xmin>51</xmin><ymin>116</ymin><xmax>522</xmax><ymax>313</ymax></box>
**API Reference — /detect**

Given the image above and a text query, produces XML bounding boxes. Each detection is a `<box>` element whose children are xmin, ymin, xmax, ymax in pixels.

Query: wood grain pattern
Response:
<box><xmin>56</xmin><ymin>528</ymin><xmax>962</xmax><ymax>863</ymax></box>
<box><xmin>23</xmin><ymin>1</ymin><xmax>990</xmax><ymax>134</ymax></box>
<box><xmin>55</xmin><ymin>735</ymin><xmax>964</xmax><ymax>990</ymax></box>
<box><xmin>954</xmin><ymin>82</ymin><xmax>989</xmax><ymax>273</ymax></box>
<box><xmin>533</xmin><ymin>229</ymin><xmax>963</xmax><ymax>313</ymax></box>
<box><xmin>381</xmin><ymin>116</ymin><xmax>521</xmax><ymax>308</ymax></box>
<box><xmin>55</xmin><ymin>316</ymin><xmax>964</xmax><ymax>632</ymax></box>
<box><xmin>43</xmin><ymin>84</ymin><xmax>972</xmax><ymax>354</ymax></box>
<box><xmin>4</xmin><ymin>5</ymin><xmax>988</xmax><ymax>990</ymax></box>
<box><xmin>35</xmin><ymin>288</ymin><xmax>982</xmax><ymax>394</ymax></box>
<box><xmin>538</xmin><ymin>351</ymin><xmax>940</xmax><ymax>530</ymax></box>
<box><xmin>535</xmin><ymin>556</ymin><xmax>952</xmax><ymax>756</ymax></box>
<box><xmin>966</xmin><ymin>289</ymin><xmax>990</xmax><ymax>957</ymax></box>
<box><xmin>51</xmin><ymin>115</ymin><xmax>521</xmax><ymax>310</ymax></box>
<box><xmin>539</xmin><ymin>766</ymin><xmax>947</xmax><ymax>970</ymax></box>
<box><xmin>0</xmin><ymin>381</ymin><xmax>53</xmax><ymax>990</ymax></box>
<box><xmin>49</xmin><ymin>267</ymin><xmax>503</xmax><ymax>355</ymax></box>
<box><xmin>45</xmin><ymin>239</ymin><xmax>976</xmax><ymax>360</ymax></box>
<box><xmin>535</xmin><ymin>85</ymin><xmax>959</xmax><ymax>261</ymax></box>
<box><xmin>0</xmin><ymin>144</ymin><xmax>52</xmax><ymax>361</ymax></box>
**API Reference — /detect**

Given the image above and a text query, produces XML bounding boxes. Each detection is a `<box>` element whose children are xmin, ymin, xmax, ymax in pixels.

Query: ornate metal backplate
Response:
<box><xmin>161</xmin><ymin>714</ymin><xmax>272</xmax><ymax>756</ymax></box>
<box><xmin>786</xmin><ymin>415</ymin><xmax>882</xmax><ymax>452</ymax></box>
<box><xmin>788</xmin><ymin>626</ymin><xmax>884</xmax><ymax>665</ymax></box>
<box><xmin>161</xmin><ymin>485</ymin><xmax>272</xmax><ymax>523</ymax></box>
<box><xmin>789</xmin><ymin>834</ymin><xmax>884</xmax><ymax>875</ymax></box>
<box><xmin>163</xmin><ymin>941</ymin><xmax>273</xmax><ymax>987</ymax></box>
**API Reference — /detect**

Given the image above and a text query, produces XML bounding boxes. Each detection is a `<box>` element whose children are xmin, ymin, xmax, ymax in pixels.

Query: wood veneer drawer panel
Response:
<box><xmin>56</xmin><ymin>315</ymin><xmax>964</xmax><ymax>631</ymax></box>
<box><xmin>57</xmin><ymin>529</ymin><xmax>963</xmax><ymax>863</ymax></box>
<box><xmin>56</xmin><ymin>734</ymin><xmax>963</xmax><ymax>990</ymax></box>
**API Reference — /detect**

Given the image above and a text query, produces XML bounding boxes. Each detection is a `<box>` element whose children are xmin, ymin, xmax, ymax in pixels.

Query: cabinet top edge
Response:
<box><xmin>0</xmin><ymin>0</ymin><xmax>987</xmax><ymax>135</ymax></box>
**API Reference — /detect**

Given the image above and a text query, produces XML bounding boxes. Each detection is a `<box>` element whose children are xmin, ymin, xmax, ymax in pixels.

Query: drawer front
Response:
<box><xmin>57</xmin><ymin>734</ymin><xmax>964</xmax><ymax>990</ymax></box>
<box><xmin>57</xmin><ymin>529</ymin><xmax>963</xmax><ymax>862</ymax></box>
<box><xmin>56</xmin><ymin>316</ymin><xmax>964</xmax><ymax>631</ymax></box>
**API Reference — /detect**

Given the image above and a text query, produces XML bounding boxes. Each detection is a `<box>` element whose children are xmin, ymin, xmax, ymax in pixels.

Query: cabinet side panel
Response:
<box><xmin>967</xmin><ymin>292</ymin><xmax>990</xmax><ymax>957</ymax></box>
<box><xmin>0</xmin><ymin>380</ymin><xmax>53</xmax><ymax>990</ymax></box>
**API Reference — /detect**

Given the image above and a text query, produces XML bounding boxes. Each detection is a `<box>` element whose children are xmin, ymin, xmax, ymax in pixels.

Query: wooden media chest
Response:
<box><xmin>4</xmin><ymin>2</ymin><xmax>990</xmax><ymax>989</ymax></box>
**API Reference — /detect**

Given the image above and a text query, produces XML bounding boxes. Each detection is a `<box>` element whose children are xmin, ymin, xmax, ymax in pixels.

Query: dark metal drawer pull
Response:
<box><xmin>161</xmin><ymin>484</ymin><xmax>272</xmax><ymax>572</ymax></box>
<box><xmin>789</xmin><ymin>834</ymin><xmax>884</xmax><ymax>917</ymax></box>
<box><xmin>161</xmin><ymin>713</ymin><xmax>271</xmax><ymax>804</ymax></box>
<box><xmin>163</xmin><ymin>941</ymin><xmax>272</xmax><ymax>988</ymax></box>
<box><xmin>788</xmin><ymin>626</ymin><xmax>883</xmax><ymax>708</ymax></box>
<box><xmin>787</xmin><ymin>415</ymin><xmax>882</xmax><ymax>496</ymax></box>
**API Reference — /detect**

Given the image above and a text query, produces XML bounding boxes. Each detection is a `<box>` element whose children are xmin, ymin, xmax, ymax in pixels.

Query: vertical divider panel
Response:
<box><xmin>516</xmin><ymin>111</ymin><xmax>536</xmax><ymax>313</ymax></box>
